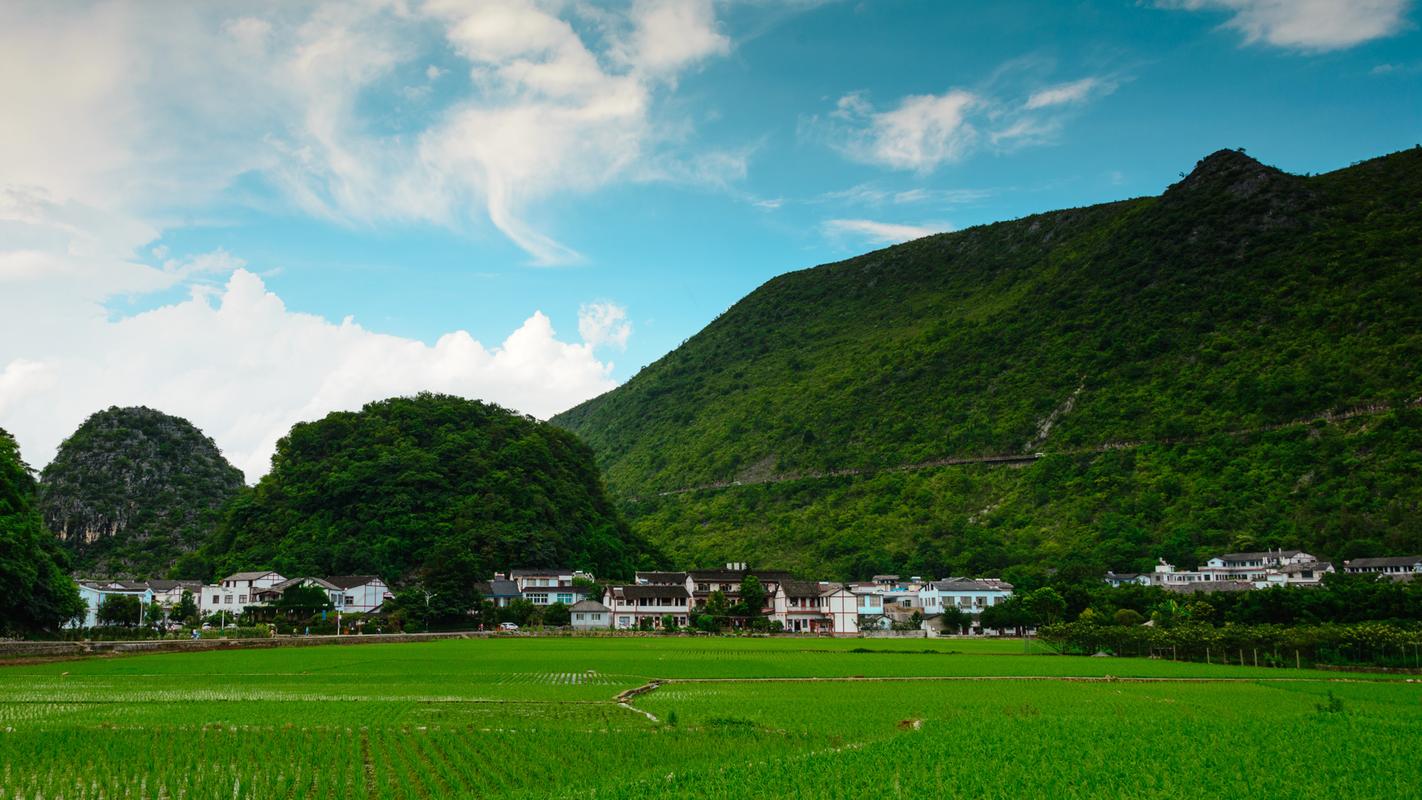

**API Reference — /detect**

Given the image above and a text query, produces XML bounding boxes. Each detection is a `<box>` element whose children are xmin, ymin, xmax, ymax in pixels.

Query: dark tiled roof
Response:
<box><xmin>222</xmin><ymin>571</ymin><xmax>281</xmax><ymax>582</ymax></box>
<box><xmin>1345</xmin><ymin>556</ymin><xmax>1422</xmax><ymax>568</ymax></box>
<box><xmin>688</xmin><ymin>569</ymin><xmax>793</xmax><ymax>582</ymax></box>
<box><xmin>612</xmin><ymin>585</ymin><xmax>691</xmax><ymax>600</ymax></box>
<box><xmin>325</xmin><ymin>575</ymin><xmax>383</xmax><ymax>589</ymax></box>
<box><xmin>780</xmin><ymin>580</ymin><xmax>824</xmax><ymax>597</ymax></box>
<box><xmin>487</xmin><ymin>579</ymin><xmax>520</xmax><ymax>596</ymax></box>
<box><xmin>570</xmin><ymin>600</ymin><xmax>610</xmax><ymax>612</ymax></box>
<box><xmin>635</xmin><ymin>571</ymin><xmax>688</xmax><ymax>585</ymax></box>
<box><xmin>930</xmin><ymin>580</ymin><xmax>1014</xmax><ymax>592</ymax></box>
<box><xmin>510</xmin><ymin>568</ymin><xmax>571</xmax><ymax>577</ymax></box>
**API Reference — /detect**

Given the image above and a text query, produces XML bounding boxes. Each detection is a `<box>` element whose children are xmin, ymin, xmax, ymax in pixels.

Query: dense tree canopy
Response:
<box><xmin>557</xmin><ymin>148</ymin><xmax>1422</xmax><ymax>577</ymax></box>
<box><xmin>205</xmin><ymin>393</ymin><xmax>655</xmax><ymax>587</ymax></box>
<box><xmin>0</xmin><ymin>429</ymin><xmax>83</xmax><ymax>634</ymax></box>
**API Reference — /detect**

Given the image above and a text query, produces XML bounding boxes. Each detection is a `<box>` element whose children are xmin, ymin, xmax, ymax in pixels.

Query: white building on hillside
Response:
<box><xmin>508</xmin><ymin>569</ymin><xmax>590</xmax><ymax>606</ymax></box>
<box><xmin>570</xmin><ymin>599</ymin><xmax>611</xmax><ymax>630</ymax></box>
<box><xmin>200</xmin><ymin>570</ymin><xmax>285</xmax><ymax>617</ymax></box>
<box><xmin>71</xmin><ymin>581</ymin><xmax>155</xmax><ymax>628</ymax></box>
<box><xmin>771</xmin><ymin>581</ymin><xmax>857</xmax><ymax>634</ymax></box>
<box><xmin>605</xmin><ymin>584</ymin><xmax>691</xmax><ymax>629</ymax></box>
<box><xmin>1344</xmin><ymin>556</ymin><xmax>1422</xmax><ymax>576</ymax></box>
<box><xmin>919</xmin><ymin>579</ymin><xmax>1014</xmax><ymax>618</ymax></box>
<box><xmin>324</xmin><ymin>576</ymin><xmax>392</xmax><ymax>612</ymax></box>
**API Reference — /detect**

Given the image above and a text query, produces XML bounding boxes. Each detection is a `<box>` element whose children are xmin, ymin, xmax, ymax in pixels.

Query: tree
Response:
<box><xmin>174</xmin><ymin>590</ymin><xmax>199</xmax><ymax>624</ymax></box>
<box><xmin>1114</xmin><ymin>608</ymin><xmax>1145</xmax><ymax>626</ymax></box>
<box><xmin>275</xmin><ymin>584</ymin><xmax>333</xmax><ymax>616</ymax></box>
<box><xmin>143</xmin><ymin>601</ymin><xmax>165</xmax><ymax>627</ymax></box>
<box><xmin>738</xmin><ymin>576</ymin><xmax>767</xmax><ymax>621</ymax></box>
<box><xmin>661</xmin><ymin>614</ymin><xmax>678</xmax><ymax>632</ymax></box>
<box><xmin>97</xmin><ymin>594</ymin><xmax>142</xmax><ymax>627</ymax></box>
<box><xmin>1023</xmin><ymin>588</ymin><xmax>1067</xmax><ymax>626</ymax></box>
<box><xmin>938</xmin><ymin>606</ymin><xmax>970</xmax><ymax>635</ymax></box>
<box><xmin>0</xmin><ymin>428</ymin><xmax>83</xmax><ymax>635</ymax></box>
<box><xmin>544</xmin><ymin>602</ymin><xmax>571</xmax><ymax>627</ymax></box>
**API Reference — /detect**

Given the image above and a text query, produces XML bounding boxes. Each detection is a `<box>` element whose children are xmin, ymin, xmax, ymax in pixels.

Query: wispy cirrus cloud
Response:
<box><xmin>809</xmin><ymin>72</ymin><xmax>1116</xmax><ymax>172</ymax></box>
<box><xmin>822</xmin><ymin>218</ymin><xmax>948</xmax><ymax>247</ymax></box>
<box><xmin>1156</xmin><ymin>0</ymin><xmax>1413</xmax><ymax>51</ymax></box>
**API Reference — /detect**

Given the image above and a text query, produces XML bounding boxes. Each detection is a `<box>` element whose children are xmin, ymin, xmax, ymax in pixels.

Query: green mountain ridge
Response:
<box><xmin>554</xmin><ymin>148</ymin><xmax>1422</xmax><ymax>580</ymax></box>
<box><xmin>39</xmin><ymin>406</ymin><xmax>245</xmax><ymax>578</ymax></box>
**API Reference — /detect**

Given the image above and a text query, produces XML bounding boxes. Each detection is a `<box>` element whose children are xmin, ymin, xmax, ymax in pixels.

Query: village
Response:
<box><xmin>70</xmin><ymin>550</ymin><xmax>1422</xmax><ymax>636</ymax></box>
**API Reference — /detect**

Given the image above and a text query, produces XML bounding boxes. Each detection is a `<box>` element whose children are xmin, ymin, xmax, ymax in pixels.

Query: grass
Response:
<box><xmin>1</xmin><ymin>637</ymin><xmax>1418</xmax><ymax>798</ymax></box>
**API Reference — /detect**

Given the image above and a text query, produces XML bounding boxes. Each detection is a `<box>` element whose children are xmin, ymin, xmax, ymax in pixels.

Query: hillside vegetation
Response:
<box><xmin>555</xmin><ymin>148</ymin><xmax>1422</xmax><ymax>578</ymax></box>
<box><xmin>0</xmin><ymin>428</ymin><xmax>83</xmax><ymax>633</ymax></box>
<box><xmin>205</xmin><ymin>393</ymin><xmax>653</xmax><ymax>586</ymax></box>
<box><xmin>38</xmin><ymin>406</ymin><xmax>245</xmax><ymax>577</ymax></box>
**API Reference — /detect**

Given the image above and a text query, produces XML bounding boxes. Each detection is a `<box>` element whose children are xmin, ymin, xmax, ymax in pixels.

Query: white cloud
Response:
<box><xmin>816</xmin><ymin>73</ymin><xmax>1112</xmax><ymax>172</ymax></box>
<box><xmin>0</xmin><ymin>1</ymin><xmax>740</xmax><ymax>266</ymax></box>
<box><xmin>1158</xmin><ymin>0</ymin><xmax>1412</xmax><ymax>50</ymax></box>
<box><xmin>822</xmin><ymin>218</ymin><xmax>946</xmax><ymax>246</ymax></box>
<box><xmin>614</xmin><ymin>0</ymin><xmax>731</xmax><ymax>76</ymax></box>
<box><xmin>835</xmin><ymin>90</ymin><xmax>982</xmax><ymax>173</ymax></box>
<box><xmin>0</xmin><ymin>267</ymin><xmax>624</xmax><ymax>482</ymax></box>
<box><xmin>578</xmin><ymin>302</ymin><xmax>633</xmax><ymax>351</ymax></box>
<box><xmin>1024</xmin><ymin>77</ymin><xmax>1100</xmax><ymax>109</ymax></box>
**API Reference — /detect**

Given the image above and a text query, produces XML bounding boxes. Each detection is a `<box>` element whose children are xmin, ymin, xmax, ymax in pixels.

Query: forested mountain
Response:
<box><xmin>39</xmin><ymin>407</ymin><xmax>245</xmax><ymax>577</ymax></box>
<box><xmin>0</xmin><ymin>428</ymin><xmax>84</xmax><ymax>634</ymax></box>
<box><xmin>555</xmin><ymin>148</ymin><xmax>1422</xmax><ymax>580</ymax></box>
<box><xmin>204</xmin><ymin>393</ymin><xmax>653</xmax><ymax>588</ymax></box>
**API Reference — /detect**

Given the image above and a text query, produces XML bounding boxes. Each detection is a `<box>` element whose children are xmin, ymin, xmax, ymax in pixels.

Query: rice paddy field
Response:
<box><xmin>1</xmin><ymin>636</ymin><xmax>1419</xmax><ymax>799</ymax></box>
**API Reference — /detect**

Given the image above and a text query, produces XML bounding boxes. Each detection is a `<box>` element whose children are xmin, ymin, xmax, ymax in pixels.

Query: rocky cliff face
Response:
<box><xmin>39</xmin><ymin>407</ymin><xmax>244</xmax><ymax>577</ymax></box>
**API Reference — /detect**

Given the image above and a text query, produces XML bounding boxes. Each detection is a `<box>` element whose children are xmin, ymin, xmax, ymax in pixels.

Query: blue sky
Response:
<box><xmin>1</xmin><ymin>0</ymin><xmax>1419</xmax><ymax>478</ymax></box>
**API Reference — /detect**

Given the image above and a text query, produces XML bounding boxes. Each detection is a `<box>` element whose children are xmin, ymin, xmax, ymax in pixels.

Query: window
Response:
<box><xmin>345</xmin><ymin>595</ymin><xmax>355</xmax><ymax>605</ymax></box>
<box><xmin>575</xmin><ymin>613</ymin><xmax>584</xmax><ymax>621</ymax></box>
<box><xmin>557</xmin><ymin>593</ymin><xmax>574</xmax><ymax>604</ymax></box>
<box><xmin>224</xmin><ymin>595</ymin><xmax>233</xmax><ymax>604</ymax></box>
<box><xmin>238</xmin><ymin>595</ymin><xmax>247</xmax><ymax>603</ymax></box>
<box><xmin>211</xmin><ymin>595</ymin><xmax>219</xmax><ymax>604</ymax></box>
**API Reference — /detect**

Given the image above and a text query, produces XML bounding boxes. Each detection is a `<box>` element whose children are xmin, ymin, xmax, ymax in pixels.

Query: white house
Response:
<box><xmin>569</xmin><ymin>599</ymin><xmax>611</xmax><ymax>630</ymax></box>
<box><xmin>71</xmin><ymin>581</ymin><xmax>154</xmax><ymax>628</ymax></box>
<box><xmin>919</xmin><ymin>579</ymin><xmax>1014</xmax><ymax>622</ymax></box>
<box><xmin>1344</xmin><ymin>556</ymin><xmax>1422</xmax><ymax>576</ymax></box>
<box><xmin>604</xmin><ymin>584</ymin><xmax>691</xmax><ymax>629</ymax></box>
<box><xmin>325</xmin><ymin>576</ymin><xmax>391</xmax><ymax>613</ymax></box>
<box><xmin>771</xmin><ymin>581</ymin><xmax>857</xmax><ymax>634</ymax></box>
<box><xmin>508</xmin><ymin>569</ymin><xmax>589</xmax><ymax>606</ymax></box>
<box><xmin>685</xmin><ymin>566</ymin><xmax>790</xmax><ymax>614</ymax></box>
<box><xmin>201</xmin><ymin>570</ymin><xmax>285</xmax><ymax>617</ymax></box>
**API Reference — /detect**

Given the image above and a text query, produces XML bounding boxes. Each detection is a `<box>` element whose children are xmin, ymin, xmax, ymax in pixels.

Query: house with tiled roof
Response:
<box><xmin>603</xmin><ymin>584</ymin><xmax>691</xmax><ymax>630</ymax></box>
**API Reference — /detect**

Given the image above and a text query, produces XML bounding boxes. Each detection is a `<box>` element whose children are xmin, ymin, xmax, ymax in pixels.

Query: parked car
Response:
<box><xmin>499</xmin><ymin>622</ymin><xmax>519</xmax><ymax>631</ymax></box>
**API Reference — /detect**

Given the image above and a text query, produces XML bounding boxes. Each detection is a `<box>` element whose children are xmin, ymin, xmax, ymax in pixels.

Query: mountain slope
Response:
<box><xmin>39</xmin><ymin>407</ymin><xmax>245</xmax><ymax>577</ymax></box>
<box><xmin>555</xmin><ymin>148</ymin><xmax>1422</xmax><ymax>578</ymax></box>
<box><xmin>206</xmin><ymin>393</ymin><xmax>654</xmax><ymax>584</ymax></box>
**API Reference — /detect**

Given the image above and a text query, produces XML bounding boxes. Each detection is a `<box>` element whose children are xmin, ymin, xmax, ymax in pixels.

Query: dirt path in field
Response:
<box><xmin>611</xmin><ymin>672</ymin><xmax>1404</xmax><ymax>706</ymax></box>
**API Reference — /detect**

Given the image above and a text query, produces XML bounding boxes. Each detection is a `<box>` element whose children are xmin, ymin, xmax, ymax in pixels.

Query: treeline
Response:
<box><xmin>0</xmin><ymin>428</ymin><xmax>84</xmax><ymax>635</ymax></box>
<box><xmin>1039</xmin><ymin>622</ymin><xmax>1422</xmax><ymax>669</ymax></box>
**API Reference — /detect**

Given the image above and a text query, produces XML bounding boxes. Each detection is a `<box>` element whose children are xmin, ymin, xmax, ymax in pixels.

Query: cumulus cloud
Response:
<box><xmin>0</xmin><ymin>267</ymin><xmax>623</xmax><ymax>482</ymax></box>
<box><xmin>822</xmin><ymin>218</ymin><xmax>946</xmax><ymax>246</ymax></box>
<box><xmin>1157</xmin><ymin>0</ymin><xmax>1412</xmax><ymax>50</ymax></box>
<box><xmin>578</xmin><ymin>302</ymin><xmax>633</xmax><ymax>351</ymax></box>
